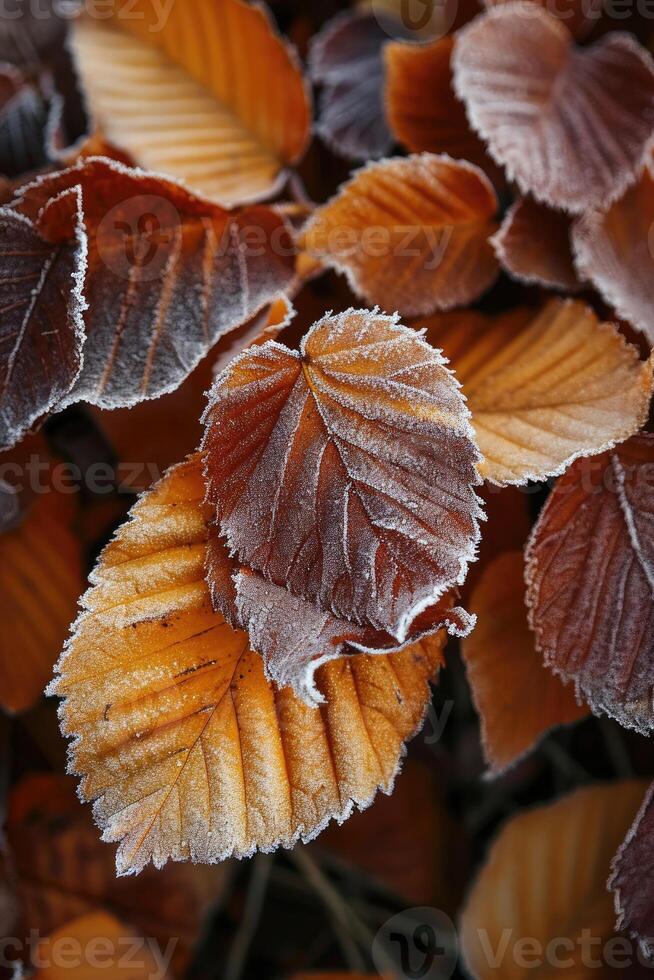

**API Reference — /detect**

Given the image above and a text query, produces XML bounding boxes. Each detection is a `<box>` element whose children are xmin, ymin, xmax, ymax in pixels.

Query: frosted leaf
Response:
<box><xmin>491</xmin><ymin>197</ymin><xmax>581</xmax><ymax>292</ymax></box>
<box><xmin>525</xmin><ymin>433</ymin><xmax>654</xmax><ymax>733</ymax></box>
<box><xmin>13</xmin><ymin>156</ymin><xmax>295</xmax><ymax>409</ymax></box>
<box><xmin>203</xmin><ymin>308</ymin><xmax>483</xmax><ymax>643</ymax></box>
<box><xmin>309</xmin><ymin>11</ymin><xmax>403</xmax><ymax>162</ymax></box>
<box><xmin>0</xmin><ymin>188</ymin><xmax>86</xmax><ymax>450</ymax></box>
<box><xmin>573</xmin><ymin>162</ymin><xmax>654</xmax><ymax>346</ymax></box>
<box><xmin>452</xmin><ymin>5</ymin><xmax>654</xmax><ymax>213</ymax></box>
<box><xmin>70</xmin><ymin>0</ymin><xmax>311</xmax><ymax>206</ymax></box>
<box><xmin>301</xmin><ymin>154</ymin><xmax>499</xmax><ymax>317</ymax></box>
<box><xmin>421</xmin><ymin>298</ymin><xmax>653</xmax><ymax>485</ymax></box>
<box><xmin>49</xmin><ymin>454</ymin><xmax>443</xmax><ymax>874</ymax></box>
<box><xmin>460</xmin><ymin>781</ymin><xmax>649</xmax><ymax>979</ymax></box>
<box><xmin>462</xmin><ymin>551</ymin><xmax>586</xmax><ymax>774</ymax></box>
<box><xmin>610</xmin><ymin>781</ymin><xmax>654</xmax><ymax>959</ymax></box>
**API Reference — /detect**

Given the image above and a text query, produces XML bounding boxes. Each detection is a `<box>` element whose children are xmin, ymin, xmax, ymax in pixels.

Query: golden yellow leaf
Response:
<box><xmin>50</xmin><ymin>454</ymin><xmax>444</xmax><ymax>874</ymax></box>
<box><xmin>462</xmin><ymin>551</ymin><xmax>587</xmax><ymax>773</ymax></box>
<box><xmin>421</xmin><ymin>298</ymin><xmax>653</xmax><ymax>485</ymax></box>
<box><xmin>301</xmin><ymin>153</ymin><xmax>499</xmax><ymax>316</ymax></box>
<box><xmin>1</xmin><ymin>487</ymin><xmax>83</xmax><ymax>713</ymax></box>
<box><xmin>460</xmin><ymin>781</ymin><xmax>648</xmax><ymax>978</ymax></box>
<box><xmin>72</xmin><ymin>0</ymin><xmax>311</xmax><ymax>205</ymax></box>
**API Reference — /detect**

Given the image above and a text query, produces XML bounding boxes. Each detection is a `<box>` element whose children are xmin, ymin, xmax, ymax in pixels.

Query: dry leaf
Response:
<box><xmin>50</xmin><ymin>454</ymin><xmax>444</xmax><ymax>874</ymax></box>
<box><xmin>462</xmin><ymin>551</ymin><xmax>587</xmax><ymax>773</ymax></box>
<box><xmin>384</xmin><ymin>37</ymin><xmax>499</xmax><ymax>180</ymax></box>
<box><xmin>0</xmin><ymin>484</ymin><xmax>83</xmax><ymax>713</ymax></box>
<box><xmin>611</xmin><ymin>781</ymin><xmax>654</xmax><ymax>958</ymax></box>
<box><xmin>309</xmin><ymin>11</ymin><xmax>401</xmax><ymax>161</ymax></box>
<box><xmin>14</xmin><ymin>156</ymin><xmax>295</xmax><ymax>410</ymax></box>
<box><xmin>6</xmin><ymin>772</ymin><xmax>226</xmax><ymax>973</ymax></box>
<box><xmin>573</xmin><ymin>161</ymin><xmax>654</xmax><ymax>346</ymax></box>
<box><xmin>421</xmin><ymin>298</ymin><xmax>653</xmax><ymax>485</ymax></box>
<box><xmin>0</xmin><ymin>190</ymin><xmax>85</xmax><ymax>449</ymax></box>
<box><xmin>525</xmin><ymin>433</ymin><xmax>654</xmax><ymax>733</ymax></box>
<box><xmin>460</xmin><ymin>781</ymin><xmax>649</xmax><ymax>978</ymax></box>
<box><xmin>491</xmin><ymin>197</ymin><xmax>580</xmax><ymax>292</ymax></box>
<box><xmin>32</xmin><ymin>911</ymin><xmax>173</xmax><ymax>979</ymax></box>
<box><xmin>203</xmin><ymin>308</ymin><xmax>483</xmax><ymax>643</ymax></box>
<box><xmin>453</xmin><ymin>4</ymin><xmax>654</xmax><ymax>213</ymax></box>
<box><xmin>302</xmin><ymin>153</ymin><xmax>499</xmax><ymax>316</ymax></box>
<box><xmin>72</xmin><ymin>0</ymin><xmax>311</xmax><ymax>205</ymax></box>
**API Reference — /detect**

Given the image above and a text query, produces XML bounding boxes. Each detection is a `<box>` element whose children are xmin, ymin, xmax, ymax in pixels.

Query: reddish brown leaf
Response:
<box><xmin>301</xmin><ymin>154</ymin><xmax>499</xmax><ymax>316</ymax></box>
<box><xmin>203</xmin><ymin>308</ymin><xmax>483</xmax><ymax>645</ymax></box>
<box><xmin>309</xmin><ymin>11</ymin><xmax>404</xmax><ymax>161</ymax></box>
<box><xmin>573</xmin><ymin>161</ymin><xmax>654</xmax><ymax>346</ymax></box>
<box><xmin>611</xmin><ymin>780</ymin><xmax>654</xmax><ymax>958</ymax></box>
<box><xmin>491</xmin><ymin>197</ymin><xmax>581</xmax><ymax>291</ymax></box>
<box><xmin>453</xmin><ymin>5</ymin><xmax>654</xmax><ymax>213</ymax></box>
<box><xmin>0</xmin><ymin>188</ymin><xmax>85</xmax><ymax>449</ymax></box>
<box><xmin>384</xmin><ymin>36</ymin><xmax>500</xmax><ymax>182</ymax></box>
<box><xmin>14</xmin><ymin>156</ymin><xmax>295</xmax><ymax>409</ymax></box>
<box><xmin>525</xmin><ymin>433</ymin><xmax>654</xmax><ymax>733</ymax></box>
<box><xmin>463</xmin><ymin>551</ymin><xmax>587</xmax><ymax>773</ymax></box>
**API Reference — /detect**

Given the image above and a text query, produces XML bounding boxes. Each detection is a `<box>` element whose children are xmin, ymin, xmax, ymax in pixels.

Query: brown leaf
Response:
<box><xmin>6</xmin><ymin>772</ymin><xmax>228</xmax><ymax>974</ymax></box>
<box><xmin>73</xmin><ymin>0</ymin><xmax>311</xmax><ymax>205</ymax></box>
<box><xmin>50</xmin><ymin>454</ymin><xmax>444</xmax><ymax>873</ymax></box>
<box><xmin>384</xmin><ymin>36</ymin><xmax>500</xmax><ymax>181</ymax></box>
<box><xmin>421</xmin><ymin>299</ymin><xmax>653</xmax><ymax>485</ymax></box>
<box><xmin>202</xmin><ymin>308</ymin><xmax>483</xmax><ymax>644</ymax></box>
<box><xmin>462</xmin><ymin>551</ymin><xmax>587</xmax><ymax>773</ymax></box>
<box><xmin>525</xmin><ymin>433</ymin><xmax>654</xmax><ymax>733</ymax></box>
<box><xmin>611</xmin><ymin>780</ymin><xmax>654</xmax><ymax>958</ymax></box>
<box><xmin>0</xmin><ymin>480</ymin><xmax>83</xmax><ymax>713</ymax></box>
<box><xmin>301</xmin><ymin>153</ymin><xmax>499</xmax><ymax>316</ymax></box>
<box><xmin>309</xmin><ymin>11</ymin><xmax>401</xmax><ymax>161</ymax></box>
<box><xmin>460</xmin><ymin>781</ymin><xmax>649</xmax><ymax>979</ymax></box>
<box><xmin>573</xmin><ymin>160</ymin><xmax>654</xmax><ymax>346</ymax></box>
<box><xmin>0</xmin><ymin>188</ymin><xmax>85</xmax><ymax>449</ymax></box>
<box><xmin>452</xmin><ymin>4</ymin><xmax>654</xmax><ymax>213</ymax></box>
<box><xmin>491</xmin><ymin>197</ymin><xmax>581</xmax><ymax>292</ymax></box>
<box><xmin>14</xmin><ymin>156</ymin><xmax>295</xmax><ymax>409</ymax></box>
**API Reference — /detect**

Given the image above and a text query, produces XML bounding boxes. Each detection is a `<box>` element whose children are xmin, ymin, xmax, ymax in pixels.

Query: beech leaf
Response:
<box><xmin>72</xmin><ymin>0</ymin><xmax>311</xmax><ymax>205</ymax></box>
<box><xmin>49</xmin><ymin>454</ymin><xmax>445</xmax><ymax>874</ymax></box>
<box><xmin>525</xmin><ymin>433</ymin><xmax>654</xmax><ymax>733</ymax></box>
<box><xmin>453</xmin><ymin>4</ymin><xmax>654</xmax><ymax>213</ymax></box>
<box><xmin>13</xmin><ymin>157</ymin><xmax>296</xmax><ymax>410</ymax></box>
<box><xmin>202</xmin><ymin>308</ymin><xmax>483</xmax><ymax>642</ymax></box>
<box><xmin>301</xmin><ymin>153</ymin><xmax>499</xmax><ymax>316</ymax></box>
<box><xmin>491</xmin><ymin>197</ymin><xmax>581</xmax><ymax>292</ymax></box>
<box><xmin>611</xmin><ymin>781</ymin><xmax>654</xmax><ymax>959</ymax></box>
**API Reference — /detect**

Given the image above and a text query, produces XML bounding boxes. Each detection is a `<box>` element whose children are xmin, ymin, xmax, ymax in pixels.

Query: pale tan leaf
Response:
<box><xmin>50</xmin><ymin>454</ymin><xmax>444</xmax><ymax>874</ymax></box>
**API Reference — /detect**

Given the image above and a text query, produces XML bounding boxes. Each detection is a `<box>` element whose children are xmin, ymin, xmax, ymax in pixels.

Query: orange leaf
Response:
<box><xmin>73</xmin><ymin>0</ymin><xmax>311</xmax><ymax>205</ymax></box>
<box><xmin>301</xmin><ymin>154</ymin><xmax>499</xmax><ymax>316</ymax></box>
<box><xmin>50</xmin><ymin>454</ymin><xmax>444</xmax><ymax>873</ymax></box>
<box><xmin>421</xmin><ymin>299</ymin><xmax>653</xmax><ymax>485</ymax></box>
<box><xmin>462</xmin><ymin>551</ymin><xmax>587</xmax><ymax>773</ymax></box>
<box><xmin>525</xmin><ymin>433</ymin><xmax>654</xmax><ymax>732</ymax></box>
<box><xmin>202</xmin><ymin>308</ymin><xmax>483</xmax><ymax>644</ymax></box>
<box><xmin>0</xmin><ymin>486</ymin><xmax>83</xmax><ymax>713</ymax></box>
<box><xmin>453</xmin><ymin>4</ymin><xmax>654</xmax><ymax>212</ymax></box>
<box><xmin>384</xmin><ymin>36</ymin><xmax>500</xmax><ymax>182</ymax></box>
<box><xmin>460</xmin><ymin>781</ymin><xmax>649</xmax><ymax>978</ymax></box>
<box><xmin>14</xmin><ymin>157</ymin><xmax>295</xmax><ymax>409</ymax></box>
<box><xmin>573</xmin><ymin>160</ymin><xmax>654</xmax><ymax>346</ymax></box>
<box><xmin>491</xmin><ymin>197</ymin><xmax>581</xmax><ymax>292</ymax></box>
<box><xmin>0</xmin><ymin>189</ymin><xmax>85</xmax><ymax>449</ymax></box>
